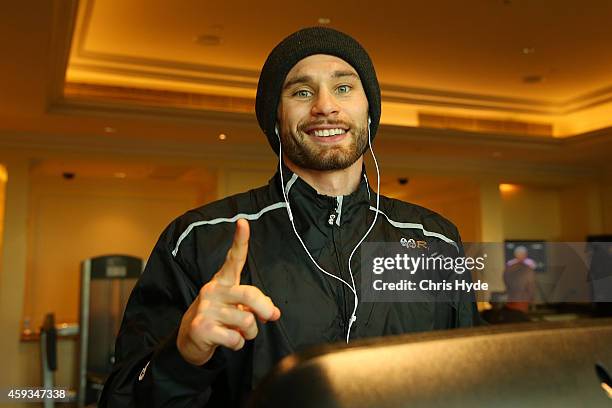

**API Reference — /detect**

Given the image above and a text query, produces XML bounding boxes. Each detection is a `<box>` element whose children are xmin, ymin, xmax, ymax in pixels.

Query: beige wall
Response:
<box><xmin>560</xmin><ymin>183</ymin><xmax>601</xmax><ymax>241</ymax></box>
<box><xmin>24</xmin><ymin>176</ymin><xmax>205</xmax><ymax>331</ymax></box>
<box><xmin>0</xmin><ymin>158</ymin><xmax>31</xmax><ymax>404</ymax></box>
<box><xmin>409</xmin><ymin>187</ymin><xmax>481</xmax><ymax>242</ymax></box>
<box><xmin>500</xmin><ymin>181</ymin><xmax>609</xmax><ymax>242</ymax></box>
<box><xmin>501</xmin><ymin>185</ymin><xmax>562</xmax><ymax>241</ymax></box>
<box><xmin>217</xmin><ymin>168</ymin><xmax>272</xmax><ymax>198</ymax></box>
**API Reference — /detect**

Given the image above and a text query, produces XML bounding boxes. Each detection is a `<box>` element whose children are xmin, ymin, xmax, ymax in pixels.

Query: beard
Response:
<box><xmin>280</xmin><ymin>120</ymin><xmax>369</xmax><ymax>171</ymax></box>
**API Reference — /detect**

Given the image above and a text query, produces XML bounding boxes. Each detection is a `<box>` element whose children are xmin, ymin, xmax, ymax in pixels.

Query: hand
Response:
<box><xmin>177</xmin><ymin>219</ymin><xmax>281</xmax><ymax>366</ymax></box>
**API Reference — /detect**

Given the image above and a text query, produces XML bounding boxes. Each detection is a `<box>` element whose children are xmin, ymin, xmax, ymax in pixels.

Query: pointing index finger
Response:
<box><xmin>215</xmin><ymin>218</ymin><xmax>250</xmax><ymax>286</ymax></box>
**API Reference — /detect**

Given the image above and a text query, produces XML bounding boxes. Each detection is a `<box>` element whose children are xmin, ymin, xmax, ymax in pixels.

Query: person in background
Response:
<box><xmin>503</xmin><ymin>246</ymin><xmax>536</xmax><ymax>314</ymax></box>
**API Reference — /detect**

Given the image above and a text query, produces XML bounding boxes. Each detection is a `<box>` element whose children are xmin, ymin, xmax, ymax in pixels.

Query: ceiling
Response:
<box><xmin>1</xmin><ymin>0</ymin><xmax>612</xmax><ymax>179</ymax></box>
<box><xmin>69</xmin><ymin>0</ymin><xmax>612</xmax><ymax>101</ymax></box>
<box><xmin>66</xmin><ymin>0</ymin><xmax>612</xmax><ymax>136</ymax></box>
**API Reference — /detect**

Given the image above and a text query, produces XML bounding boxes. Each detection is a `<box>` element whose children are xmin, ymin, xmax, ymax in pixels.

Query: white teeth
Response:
<box><xmin>313</xmin><ymin>128</ymin><xmax>346</xmax><ymax>137</ymax></box>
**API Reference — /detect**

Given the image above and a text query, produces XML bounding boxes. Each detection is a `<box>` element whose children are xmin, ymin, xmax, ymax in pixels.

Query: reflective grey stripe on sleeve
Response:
<box><xmin>369</xmin><ymin>206</ymin><xmax>459</xmax><ymax>252</ymax></box>
<box><xmin>138</xmin><ymin>361</ymin><xmax>150</xmax><ymax>381</ymax></box>
<box><xmin>284</xmin><ymin>173</ymin><xmax>299</xmax><ymax>196</ymax></box>
<box><xmin>172</xmin><ymin>202</ymin><xmax>287</xmax><ymax>257</ymax></box>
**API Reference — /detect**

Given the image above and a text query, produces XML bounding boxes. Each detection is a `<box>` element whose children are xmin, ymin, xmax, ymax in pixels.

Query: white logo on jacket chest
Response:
<box><xmin>400</xmin><ymin>237</ymin><xmax>428</xmax><ymax>249</ymax></box>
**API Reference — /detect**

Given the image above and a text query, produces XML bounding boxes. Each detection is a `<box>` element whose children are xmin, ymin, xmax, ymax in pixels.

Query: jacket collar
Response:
<box><xmin>271</xmin><ymin>161</ymin><xmax>372</xmax><ymax>225</ymax></box>
<box><xmin>268</xmin><ymin>160</ymin><xmax>373</xmax><ymax>258</ymax></box>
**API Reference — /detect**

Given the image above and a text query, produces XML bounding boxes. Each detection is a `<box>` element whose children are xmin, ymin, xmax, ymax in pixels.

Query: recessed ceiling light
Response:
<box><xmin>397</xmin><ymin>177</ymin><xmax>409</xmax><ymax>185</ymax></box>
<box><xmin>318</xmin><ymin>17</ymin><xmax>331</xmax><ymax>24</ymax></box>
<box><xmin>104</xmin><ymin>126</ymin><xmax>116</xmax><ymax>133</ymax></box>
<box><xmin>218</xmin><ymin>133</ymin><xmax>227</xmax><ymax>140</ymax></box>
<box><xmin>194</xmin><ymin>34</ymin><xmax>222</xmax><ymax>46</ymax></box>
<box><xmin>499</xmin><ymin>183</ymin><xmax>518</xmax><ymax>193</ymax></box>
<box><xmin>522</xmin><ymin>47</ymin><xmax>535</xmax><ymax>55</ymax></box>
<box><xmin>492</xmin><ymin>151</ymin><xmax>502</xmax><ymax>158</ymax></box>
<box><xmin>114</xmin><ymin>172</ymin><xmax>127</xmax><ymax>179</ymax></box>
<box><xmin>522</xmin><ymin>74</ymin><xmax>543</xmax><ymax>84</ymax></box>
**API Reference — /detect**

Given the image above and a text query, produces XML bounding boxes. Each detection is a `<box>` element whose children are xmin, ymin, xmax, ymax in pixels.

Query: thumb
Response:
<box><xmin>216</xmin><ymin>218</ymin><xmax>250</xmax><ymax>286</ymax></box>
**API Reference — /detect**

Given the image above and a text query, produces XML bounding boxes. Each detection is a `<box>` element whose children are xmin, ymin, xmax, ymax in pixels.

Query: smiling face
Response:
<box><xmin>276</xmin><ymin>54</ymin><xmax>369</xmax><ymax>171</ymax></box>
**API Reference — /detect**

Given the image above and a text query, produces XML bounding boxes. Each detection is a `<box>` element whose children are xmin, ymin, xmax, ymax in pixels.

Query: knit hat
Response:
<box><xmin>255</xmin><ymin>27</ymin><xmax>381</xmax><ymax>154</ymax></box>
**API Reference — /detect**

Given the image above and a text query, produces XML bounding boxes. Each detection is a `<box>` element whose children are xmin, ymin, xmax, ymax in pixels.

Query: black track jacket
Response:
<box><xmin>100</xmin><ymin>166</ymin><xmax>477</xmax><ymax>407</ymax></box>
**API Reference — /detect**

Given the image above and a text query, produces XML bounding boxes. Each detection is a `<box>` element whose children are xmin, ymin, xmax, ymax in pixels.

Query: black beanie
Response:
<box><xmin>255</xmin><ymin>27</ymin><xmax>381</xmax><ymax>154</ymax></box>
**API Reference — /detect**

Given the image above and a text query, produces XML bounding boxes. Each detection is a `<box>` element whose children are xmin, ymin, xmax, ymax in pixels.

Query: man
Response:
<box><xmin>503</xmin><ymin>245</ymin><xmax>537</xmax><ymax>314</ymax></box>
<box><xmin>100</xmin><ymin>27</ymin><xmax>477</xmax><ymax>407</ymax></box>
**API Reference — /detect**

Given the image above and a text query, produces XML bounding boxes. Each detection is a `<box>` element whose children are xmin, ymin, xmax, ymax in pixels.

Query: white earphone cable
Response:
<box><xmin>345</xmin><ymin>117</ymin><xmax>380</xmax><ymax>342</ymax></box>
<box><xmin>275</xmin><ymin>118</ymin><xmax>381</xmax><ymax>343</ymax></box>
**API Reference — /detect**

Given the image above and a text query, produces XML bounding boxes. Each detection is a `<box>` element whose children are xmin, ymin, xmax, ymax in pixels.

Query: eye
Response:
<box><xmin>337</xmin><ymin>84</ymin><xmax>352</xmax><ymax>94</ymax></box>
<box><xmin>294</xmin><ymin>89</ymin><xmax>313</xmax><ymax>98</ymax></box>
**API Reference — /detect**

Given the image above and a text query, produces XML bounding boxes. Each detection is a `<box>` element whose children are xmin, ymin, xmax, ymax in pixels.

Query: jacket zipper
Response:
<box><xmin>329</xmin><ymin>197</ymin><xmax>350</xmax><ymax>333</ymax></box>
<box><xmin>328</xmin><ymin>196</ymin><xmax>343</xmax><ymax>226</ymax></box>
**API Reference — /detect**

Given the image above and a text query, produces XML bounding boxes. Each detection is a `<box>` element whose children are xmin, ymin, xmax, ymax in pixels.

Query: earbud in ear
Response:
<box><xmin>274</xmin><ymin>124</ymin><xmax>279</xmax><ymax>137</ymax></box>
<box><xmin>368</xmin><ymin>116</ymin><xmax>372</xmax><ymax>125</ymax></box>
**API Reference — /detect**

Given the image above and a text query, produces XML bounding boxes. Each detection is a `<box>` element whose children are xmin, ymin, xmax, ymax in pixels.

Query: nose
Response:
<box><xmin>311</xmin><ymin>88</ymin><xmax>340</xmax><ymax>117</ymax></box>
